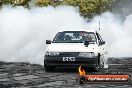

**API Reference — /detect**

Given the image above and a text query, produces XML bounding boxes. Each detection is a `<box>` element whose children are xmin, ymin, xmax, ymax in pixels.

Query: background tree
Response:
<box><xmin>110</xmin><ymin>0</ymin><xmax>132</xmax><ymax>17</ymax></box>
<box><xmin>35</xmin><ymin>0</ymin><xmax>53</xmax><ymax>7</ymax></box>
<box><xmin>0</xmin><ymin>0</ymin><xmax>132</xmax><ymax>18</ymax></box>
<box><xmin>35</xmin><ymin>0</ymin><xmax>113</xmax><ymax>18</ymax></box>
<box><xmin>1</xmin><ymin>0</ymin><xmax>30</xmax><ymax>7</ymax></box>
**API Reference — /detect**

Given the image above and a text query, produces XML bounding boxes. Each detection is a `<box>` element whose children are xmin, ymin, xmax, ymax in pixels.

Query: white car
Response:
<box><xmin>44</xmin><ymin>30</ymin><xmax>107</xmax><ymax>71</ymax></box>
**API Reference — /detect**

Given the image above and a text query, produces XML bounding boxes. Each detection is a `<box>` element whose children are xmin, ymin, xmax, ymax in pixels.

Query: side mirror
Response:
<box><xmin>84</xmin><ymin>41</ymin><xmax>89</xmax><ymax>47</ymax></box>
<box><xmin>46</xmin><ymin>40</ymin><xmax>52</xmax><ymax>44</ymax></box>
<box><xmin>99</xmin><ymin>41</ymin><xmax>105</xmax><ymax>45</ymax></box>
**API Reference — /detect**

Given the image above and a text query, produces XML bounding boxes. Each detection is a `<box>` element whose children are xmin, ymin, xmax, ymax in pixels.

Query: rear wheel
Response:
<box><xmin>100</xmin><ymin>62</ymin><xmax>104</xmax><ymax>69</ymax></box>
<box><xmin>99</xmin><ymin>54</ymin><xmax>106</xmax><ymax>69</ymax></box>
<box><xmin>94</xmin><ymin>66</ymin><xmax>100</xmax><ymax>72</ymax></box>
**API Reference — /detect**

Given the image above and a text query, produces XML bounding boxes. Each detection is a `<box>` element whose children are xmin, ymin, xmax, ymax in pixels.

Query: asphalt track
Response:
<box><xmin>0</xmin><ymin>58</ymin><xmax>132</xmax><ymax>88</ymax></box>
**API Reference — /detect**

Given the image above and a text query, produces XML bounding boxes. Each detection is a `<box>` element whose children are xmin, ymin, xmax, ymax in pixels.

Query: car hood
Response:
<box><xmin>46</xmin><ymin>43</ymin><xmax>98</xmax><ymax>53</ymax></box>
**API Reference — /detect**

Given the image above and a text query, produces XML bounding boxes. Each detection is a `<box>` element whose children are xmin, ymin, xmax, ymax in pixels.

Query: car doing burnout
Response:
<box><xmin>44</xmin><ymin>30</ymin><xmax>107</xmax><ymax>71</ymax></box>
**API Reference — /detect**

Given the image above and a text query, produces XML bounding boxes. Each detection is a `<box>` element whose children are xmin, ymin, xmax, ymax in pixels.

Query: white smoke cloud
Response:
<box><xmin>0</xmin><ymin>6</ymin><xmax>88</xmax><ymax>65</ymax></box>
<box><xmin>0</xmin><ymin>6</ymin><xmax>132</xmax><ymax>65</ymax></box>
<box><xmin>89</xmin><ymin>12</ymin><xmax>132</xmax><ymax>57</ymax></box>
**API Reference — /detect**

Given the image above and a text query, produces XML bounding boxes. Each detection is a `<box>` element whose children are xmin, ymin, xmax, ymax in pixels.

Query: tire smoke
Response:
<box><xmin>0</xmin><ymin>6</ymin><xmax>132</xmax><ymax>65</ymax></box>
<box><xmin>90</xmin><ymin>12</ymin><xmax>132</xmax><ymax>57</ymax></box>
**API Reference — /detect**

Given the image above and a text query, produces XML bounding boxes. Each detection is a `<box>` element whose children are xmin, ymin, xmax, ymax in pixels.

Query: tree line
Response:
<box><xmin>0</xmin><ymin>0</ymin><xmax>131</xmax><ymax>18</ymax></box>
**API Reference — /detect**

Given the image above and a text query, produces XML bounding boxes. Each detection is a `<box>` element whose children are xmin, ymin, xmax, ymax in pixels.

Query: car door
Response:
<box><xmin>96</xmin><ymin>32</ymin><xmax>107</xmax><ymax>65</ymax></box>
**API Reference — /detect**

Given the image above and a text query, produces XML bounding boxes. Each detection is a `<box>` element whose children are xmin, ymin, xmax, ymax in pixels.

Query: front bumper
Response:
<box><xmin>44</xmin><ymin>55</ymin><xmax>99</xmax><ymax>67</ymax></box>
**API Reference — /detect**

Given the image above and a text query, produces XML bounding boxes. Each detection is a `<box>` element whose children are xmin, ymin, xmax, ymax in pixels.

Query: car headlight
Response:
<box><xmin>45</xmin><ymin>51</ymin><xmax>59</xmax><ymax>56</ymax></box>
<box><xmin>79</xmin><ymin>52</ymin><xmax>95</xmax><ymax>57</ymax></box>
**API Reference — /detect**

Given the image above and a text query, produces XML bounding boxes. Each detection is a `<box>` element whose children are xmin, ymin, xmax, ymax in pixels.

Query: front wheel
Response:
<box><xmin>44</xmin><ymin>66</ymin><xmax>56</xmax><ymax>72</ymax></box>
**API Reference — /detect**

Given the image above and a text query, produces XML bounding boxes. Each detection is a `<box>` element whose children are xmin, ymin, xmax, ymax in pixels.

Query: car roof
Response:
<box><xmin>59</xmin><ymin>29</ymin><xmax>96</xmax><ymax>33</ymax></box>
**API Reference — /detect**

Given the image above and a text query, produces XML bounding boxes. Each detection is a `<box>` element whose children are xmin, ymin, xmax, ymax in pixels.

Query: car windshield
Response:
<box><xmin>53</xmin><ymin>31</ymin><xmax>97</xmax><ymax>43</ymax></box>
